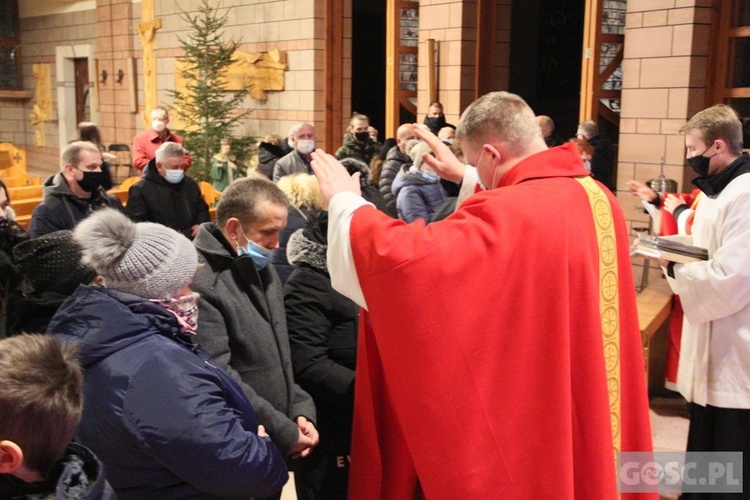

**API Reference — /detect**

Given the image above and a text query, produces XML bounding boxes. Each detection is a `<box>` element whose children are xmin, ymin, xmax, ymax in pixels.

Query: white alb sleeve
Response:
<box><xmin>327</xmin><ymin>191</ymin><xmax>372</xmax><ymax>310</ymax></box>
<box><xmin>456</xmin><ymin>165</ymin><xmax>479</xmax><ymax>209</ymax></box>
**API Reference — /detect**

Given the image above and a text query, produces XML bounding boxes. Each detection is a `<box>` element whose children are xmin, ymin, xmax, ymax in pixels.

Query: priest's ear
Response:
<box><xmin>0</xmin><ymin>440</ymin><xmax>24</xmax><ymax>475</ymax></box>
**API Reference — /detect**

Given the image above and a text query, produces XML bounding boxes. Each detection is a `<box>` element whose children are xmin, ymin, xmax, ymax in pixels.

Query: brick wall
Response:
<box><xmin>417</xmin><ymin>0</ymin><xmax>511</xmax><ymax>124</ymax></box>
<box><xmin>152</xmin><ymin>0</ymin><xmax>325</xmax><ymax>145</ymax></box>
<box><xmin>619</xmin><ymin>0</ymin><xmax>712</xmax><ymax>284</ymax></box>
<box><xmin>13</xmin><ymin>10</ymin><xmax>98</xmax><ymax>174</ymax></box>
<box><xmin>9</xmin><ymin>0</ymin><xmax>331</xmax><ymax>175</ymax></box>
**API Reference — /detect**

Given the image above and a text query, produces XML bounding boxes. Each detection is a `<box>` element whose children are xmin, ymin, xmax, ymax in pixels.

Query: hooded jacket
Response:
<box><xmin>257</xmin><ymin>141</ymin><xmax>287</xmax><ymax>180</ymax></box>
<box><xmin>334</xmin><ymin>133</ymin><xmax>380</xmax><ymax>165</ymax></box>
<box><xmin>285</xmin><ymin>227</ymin><xmax>358</xmax><ymax>455</ymax></box>
<box><xmin>49</xmin><ymin>285</ymin><xmax>288</xmax><ymax>499</ymax></box>
<box><xmin>391</xmin><ymin>167</ymin><xmax>447</xmax><ymax>223</ymax></box>
<box><xmin>124</xmin><ymin>159</ymin><xmax>209</xmax><ymax>239</ymax></box>
<box><xmin>0</xmin><ymin>442</ymin><xmax>114</xmax><ymax>500</ymax></box>
<box><xmin>192</xmin><ymin>223</ymin><xmax>317</xmax><ymax>455</ymax></box>
<box><xmin>29</xmin><ymin>173</ymin><xmax>123</xmax><ymax>238</ymax></box>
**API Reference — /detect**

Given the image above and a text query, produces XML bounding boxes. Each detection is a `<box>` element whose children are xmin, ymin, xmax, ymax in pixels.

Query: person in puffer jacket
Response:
<box><xmin>391</xmin><ymin>139</ymin><xmax>447</xmax><ymax>223</ymax></box>
<box><xmin>378</xmin><ymin>124</ymin><xmax>417</xmax><ymax>214</ymax></box>
<box><xmin>49</xmin><ymin>209</ymin><xmax>288</xmax><ymax>499</ymax></box>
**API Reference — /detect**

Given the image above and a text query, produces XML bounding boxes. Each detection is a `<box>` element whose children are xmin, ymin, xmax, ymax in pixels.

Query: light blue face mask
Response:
<box><xmin>165</xmin><ymin>168</ymin><xmax>185</xmax><ymax>184</ymax></box>
<box><xmin>237</xmin><ymin>226</ymin><xmax>274</xmax><ymax>270</ymax></box>
<box><xmin>422</xmin><ymin>171</ymin><xmax>440</xmax><ymax>182</ymax></box>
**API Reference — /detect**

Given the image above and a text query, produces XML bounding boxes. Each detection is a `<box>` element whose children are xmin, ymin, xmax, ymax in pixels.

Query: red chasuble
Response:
<box><xmin>346</xmin><ymin>144</ymin><xmax>656</xmax><ymax>499</ymax></box>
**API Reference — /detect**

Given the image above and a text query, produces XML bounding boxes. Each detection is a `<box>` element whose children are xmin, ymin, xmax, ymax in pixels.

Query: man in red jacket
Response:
<box><xmin>311</xmin><ymin>92</ymin><xmax>656</xmax><ymax>499</ymax></box>
<box><xmin>132</xmin><ymin>106</ymin><xmax>190</xmax><ymax>173</ymax></box>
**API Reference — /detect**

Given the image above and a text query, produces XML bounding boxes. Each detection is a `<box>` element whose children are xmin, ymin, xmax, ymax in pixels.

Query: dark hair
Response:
<box><xmin>77</xmin><ymin>122</ymin><xmax>102</xmax><ymax>146</ymax></box>
<box><xmin>0</xmin><ymin>178</ymin><xmax>9</xmax><ymax>206</ymax></box>
<box><xmin>379</xmin><ymin>138</ymin><xmax>397</xmax><ymax>161</ymax></box>
<box><xmin>0</xmin><ymin>335</ymin><xmax>83</xmax><ymax>476</ymax></box>
<box><xmin>216</xmin><ymin>177</ymin><xmax>289</xmax><ymax>228</ymax></box>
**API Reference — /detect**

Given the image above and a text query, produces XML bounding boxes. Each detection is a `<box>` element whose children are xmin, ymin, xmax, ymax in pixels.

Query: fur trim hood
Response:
<box><xmin>286</xmin><ymin>228</ymin><xmax>327</xmax><ymax>272</ymax></box>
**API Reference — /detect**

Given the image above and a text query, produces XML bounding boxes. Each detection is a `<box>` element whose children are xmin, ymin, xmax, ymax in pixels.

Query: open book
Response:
<box><xmin>634</xmin><ymin>235</ymin><xmax>708</xmax><ymax>264</ymax></box>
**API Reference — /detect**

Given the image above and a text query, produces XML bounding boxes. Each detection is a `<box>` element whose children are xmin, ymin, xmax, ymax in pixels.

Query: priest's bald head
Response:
<box><xmin>456</xmin><ymin>92</ymin><xmax>547</xmax><ymax>190</ymax></box>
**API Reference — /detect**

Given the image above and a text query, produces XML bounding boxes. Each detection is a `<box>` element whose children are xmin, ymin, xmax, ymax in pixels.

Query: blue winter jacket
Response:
<box><xmin>49</xmin><ymin>285</ymin><xmax>289</xmax><ymax>499</ymax></box>
<box><xmin>391</xmin><ymin>169</ymin><xmax>447</xmax><ymax>223</ymax></box>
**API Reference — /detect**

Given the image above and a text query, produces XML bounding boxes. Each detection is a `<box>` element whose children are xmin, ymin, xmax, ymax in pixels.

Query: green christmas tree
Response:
<box><xmin>169</xmin><ymin>0</ymin><xmax>252</xmax><ymax>181</ymax></box>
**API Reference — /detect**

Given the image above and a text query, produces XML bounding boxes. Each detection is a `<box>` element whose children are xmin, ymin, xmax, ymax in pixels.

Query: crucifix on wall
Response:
<box><xmin>137</xmin><ymin>0</ymin><xmax>161</xmax><ymax>129</ymax></box>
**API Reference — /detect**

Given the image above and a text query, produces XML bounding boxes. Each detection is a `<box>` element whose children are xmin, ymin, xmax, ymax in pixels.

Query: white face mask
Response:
<box><xmin>152</xmin><ymin>119</ymin><xmax>167</xmax><ymax>133</ymax></box>
<box><xmin>296</xmin><ymin>139</ymin><xmax>315</xmax><ymax>155</ymax></box>
<box><xmin>165</xmin><ymin>169</ymin><xmax>184</xmax><ymax>184</ymax></box>
<box><xmin>471</xmin><ymin>151</ymin><xmax>488</xmax><ymax>190</ymax></box>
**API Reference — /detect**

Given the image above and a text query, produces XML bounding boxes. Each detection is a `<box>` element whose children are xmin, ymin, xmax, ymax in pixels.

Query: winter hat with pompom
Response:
<box><xmin>73</xmin><ymin>209</ymin><xmax>198</xmax><ymax>299</ymax></box>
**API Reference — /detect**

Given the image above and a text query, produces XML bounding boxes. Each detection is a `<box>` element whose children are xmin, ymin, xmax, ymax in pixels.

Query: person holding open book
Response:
<box><xmin>652</xmin><ymin>104</ymin><xmax>750</xmax><ymax>498</ymax></box>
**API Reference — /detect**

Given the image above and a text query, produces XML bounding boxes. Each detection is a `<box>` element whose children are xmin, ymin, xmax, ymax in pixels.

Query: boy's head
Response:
<box><xmin>0</xmin><ymin>335</ymin><xmax>83</xmax><ymax>481</ymax></box>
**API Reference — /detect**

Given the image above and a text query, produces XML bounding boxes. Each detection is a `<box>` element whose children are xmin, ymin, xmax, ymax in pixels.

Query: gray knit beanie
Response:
<box><xmin>73</xmin><ymin>209</ymin><xmax>198</xmax><ymax>299</ymax></box>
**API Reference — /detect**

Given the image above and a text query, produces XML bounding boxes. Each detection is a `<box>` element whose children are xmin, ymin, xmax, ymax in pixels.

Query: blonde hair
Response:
<box><xmin>263</xmin><ymin>133</ymin><xmax>285</xmax><ymax>148</ymax></box>
<box><xmin>680</xmin><ymin>104</ymin><xmax>743</xmax><ymax>155</ymax></box>
<box><xmin>276</xmin><ymin>173</ymin><xmax>327</xmax><ymax>211</ymax></box>
<box><xmin>456</xmin><ymin>91</ymin><xmax>541</xmax><ymax>157</ymax></box>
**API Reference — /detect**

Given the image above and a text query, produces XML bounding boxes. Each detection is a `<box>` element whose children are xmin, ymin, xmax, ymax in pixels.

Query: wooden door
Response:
<box><xmin>385</xmin><ymin>0</ymin><xmax>419</xmax><ymax>137</ymax></box>
<box><xmin>707</xmin><ymin>0</ymin><xmax>750</xmax><ymax>149</ymax></box>
<box><xmin>74</xmin><ymin>58</ymin><xmax>90</xmax><ymax>126</ymax></box>
<box><xmin>579</xmin><ymin>0</ymin><xmax>625</xmax><ymax>126</ymax></box>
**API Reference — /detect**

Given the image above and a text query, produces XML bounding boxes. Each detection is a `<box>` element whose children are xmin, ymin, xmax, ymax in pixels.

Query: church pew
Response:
<box><xmin>12</xmin><ymin>186</ymin><xmax>217</xmax><ymax>230</ymax></box>
<box><xmin>7</xmin><ymin>184</ymin><xmax>43</xmax><ymax>201</ymax></box>
<box><xmin>636</xmin><ymin>285</ymin><xmax>673</xmax><ymax>395</ymax></box>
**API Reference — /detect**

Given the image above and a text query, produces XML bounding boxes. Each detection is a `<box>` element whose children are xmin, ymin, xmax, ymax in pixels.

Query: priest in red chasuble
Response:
<box><xmin>311</xmin><ymin>92</ymin><xmax>656</xmax><ymax>499</ymax></box>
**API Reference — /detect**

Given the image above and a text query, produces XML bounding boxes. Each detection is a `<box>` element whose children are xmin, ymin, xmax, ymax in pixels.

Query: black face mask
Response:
<box><xmin>686</xmin><ymin>145</ymin><xmax>716</xmax><ymax>177</ymax></box>
<box><xmin>426</xmin><ymin>115</ymin><xmax>446</xmax><ymax>129</ymax></box>
<box><xmin>354</xmin><ymin>131</ymin><xmax>370</xmax><ymax>143</ymax></box>
<box><xmin>77</xmin><ymin>171</ymin><xmax>107</xmax><ymax>193</ymax></box>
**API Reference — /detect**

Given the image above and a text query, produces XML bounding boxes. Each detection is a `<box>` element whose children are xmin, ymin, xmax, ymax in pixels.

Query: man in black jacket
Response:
<box><xmin>30</xmin><ymin>142</ymin><xmax>123</xmax><ymax>238</ymax></box>
<box><xmin>378</xmin><ymin>123</ymin><xmax>416</xmax><ymax>215</ymax></box>
<box><xmin>125</xmin><ymin>141</ymin><xmax>209</xmax><ymax>239</ymax></box>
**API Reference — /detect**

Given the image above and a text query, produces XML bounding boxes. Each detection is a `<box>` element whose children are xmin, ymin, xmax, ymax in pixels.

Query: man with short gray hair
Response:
<box><xmin>30</xmin><ymin>141</ymin><xmax>123</xmax><ymax>238</ymax></box>
<box><xmin>125</xmin><ymin>141</ymin><xmax>208</xmax><ymax>239</ymax></box>
<box><xmin>273</xmin><ymin>122</ymin><xmax>316</xmax><ymax>182</ymax></box>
